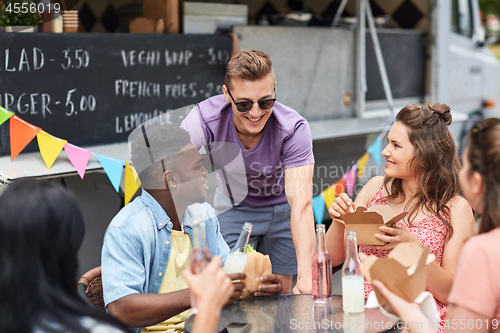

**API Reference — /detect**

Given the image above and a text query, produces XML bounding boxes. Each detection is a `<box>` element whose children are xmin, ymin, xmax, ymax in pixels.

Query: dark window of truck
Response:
<box><xmin>452</xmin><ymin>0</ymin><xmax>473</xmax><ymax>38</ymax></box>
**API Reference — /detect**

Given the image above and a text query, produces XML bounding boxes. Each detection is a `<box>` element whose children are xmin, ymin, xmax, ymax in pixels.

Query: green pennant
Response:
<box><xmin>0</xmin><ymin>106</ymin><xmax>14</xmax><ymax>126</ymax></box>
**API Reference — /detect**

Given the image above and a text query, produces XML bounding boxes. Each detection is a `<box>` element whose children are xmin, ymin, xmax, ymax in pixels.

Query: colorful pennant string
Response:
<box><xmin>333</xmin><ymin>177</ymin><xmax>345</xmax><ymax>195</ymax></box>
<box><xmin>124</xmin><ymin>162</ymin><xmax>141</xmax><ymax>205</ymax></box>
<box><xmin>321</xmin><ymin>183</ymin><xmax>336</xmax><ymax>210</ymax></box>
<box><xmin>312</xmin><ymin>195</ymin><xmax>326</xmax><ymax>224</ymax></box>
<box><xmin>311</xmin><ymin>133</ymin><xmax>391</xmax><ymax>222</ymax></box>
<box><xmin>368</xmin><ymin>137</ymin><xmax>382</xmax><ymax>168</ymax></box>
<box><xmin>0</xmin><ymin>106</ymin><xmax>14</xmax><ymax>126</ymax></box>
<box><xmin>37</xmin><ymin>131</ymin><xmax>67</xmax><ymax>169</ymax></box>
<box><xmin>3</xmin><ymin>106</ymin><xmax>395</xmax><ymax>212</ymax></box>
<box><xmin>64</xmin><ymin>143</ymin><xmax>92</xmax><ymax>179</ymax></box>
<box><xmin>10</xmin><ymin>115</ymin><xmax>41</xmax><ymax>161</ymax></box>
<box><xmin>4</xmin><ymin>110</ymin><xmax>134</xmax><ymax>200</ymax></box>
<box><xmin>95</xmin><ymin>153</ymin><xmax>125</xmax><ymax>193</ymax></box>
<box><xmin>356</xmin><ymin>151</ymin><xmax>370</xmax><ymax>181</ymax></box>
<box><xmin>344</xmin><ymin>164</ymin><xmax>357</xmax><ymax>197</ymax></box>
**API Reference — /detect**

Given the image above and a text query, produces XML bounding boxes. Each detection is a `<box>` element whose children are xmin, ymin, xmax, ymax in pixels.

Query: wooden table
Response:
<box><xmin>185</xmin><ymin>294</ymin><xmax>400</xmax><ymax>333</ymax></box>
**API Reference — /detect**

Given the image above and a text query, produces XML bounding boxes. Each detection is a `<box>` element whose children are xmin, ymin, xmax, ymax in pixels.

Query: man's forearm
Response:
<box><xmin>290</xmin><ymin>205</ymin><xmax>316</xmax><ymax>280</ymax></box>
<box><xmin>284</xmin><ymin>164</ymin><xmax>315</xmax><ymax>293</ymax></box>
<box><xmin>107</xmin><ymin>289</ymin><xmax>191</xmax><ymax>328</ymax></box>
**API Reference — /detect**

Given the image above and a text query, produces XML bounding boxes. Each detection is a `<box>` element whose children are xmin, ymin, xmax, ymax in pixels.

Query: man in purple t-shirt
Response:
<box><xmin>181</xmin><ymin>50</ymin><xmax>315</xmax><ymax>294</ymax></box>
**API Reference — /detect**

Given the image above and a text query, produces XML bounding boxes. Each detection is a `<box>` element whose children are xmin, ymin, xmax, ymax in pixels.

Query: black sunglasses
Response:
<box><xmin>470</xmin><ymin>118</ymin><xmax>500</xmax><ymax>172</ymax></box>
<box><xmin>227</xmin><ymin>88</ymin><xmax>276</xmax><ymax>113</ymax></box>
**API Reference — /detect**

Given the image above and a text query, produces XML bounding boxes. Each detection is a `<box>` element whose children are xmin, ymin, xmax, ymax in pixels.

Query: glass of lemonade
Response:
<box><xmin>222</xmin><ymin>222</ymin><xmax>253</xmax><ymax>280</ymax></box>
<box><xmin>223</xmin><ymin>252</ymin><xmax>248</xmax><ymax>274</ymax></box>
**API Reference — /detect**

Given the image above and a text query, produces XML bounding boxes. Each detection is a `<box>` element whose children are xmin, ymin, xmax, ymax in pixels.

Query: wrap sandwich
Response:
<box><xmin>240</xmin><ymin>245</ymin><xmax>273</xmax><ymax>298</ymax></box>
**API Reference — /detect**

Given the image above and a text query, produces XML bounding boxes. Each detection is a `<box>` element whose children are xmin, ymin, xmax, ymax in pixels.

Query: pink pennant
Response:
<box><xmin>64</xmin><ymin>143</ymin><xmax>91</xmax><ymax>179</ymax></box>
<box><xmin>343</xmin><ymin>165</ymin><xmax>358</xmax><ymax>197</ymax></box>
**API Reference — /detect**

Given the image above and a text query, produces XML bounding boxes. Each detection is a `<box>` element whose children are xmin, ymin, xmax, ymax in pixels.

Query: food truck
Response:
<box><xmin>0</xmin><ymin>0</ymin><xmax>498</xmax><ymax>274</ymax></box>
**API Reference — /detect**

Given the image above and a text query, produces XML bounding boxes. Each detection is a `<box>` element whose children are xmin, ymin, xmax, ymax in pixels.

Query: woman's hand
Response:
<box><xmin>328</xmin><ymin>193</ymin><xmax>355</xmax><ymax>219</ymax></box>
<box><xmin>369</xmin><ymin>225</ymin><xmax>420</xmax><ymax>251</ymax></box>
<box><xmin>372</xmin><ymin>280</ymin><xmax>428</xmax><ymax>324</ymax></box>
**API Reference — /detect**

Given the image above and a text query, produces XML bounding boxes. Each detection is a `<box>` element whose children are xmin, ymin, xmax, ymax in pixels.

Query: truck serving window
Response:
<box><xmin>452</xmin><ymin>0</ymin><xmax>473</xmax><ymax>38</ymax></box>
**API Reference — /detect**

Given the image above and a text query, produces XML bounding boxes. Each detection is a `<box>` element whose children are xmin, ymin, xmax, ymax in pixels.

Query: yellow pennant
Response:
<box><xmin>321</xmin><ymin>184</ymin><xmax>336</xmax><ymax>210</ymax></box>
<box><xmin>36</xmin><ymin>131</ymin><xmax>67</xmax><ymax>169</ymax></box>
<box><xmin>357</xmin><ymin>151</ymin><xmax>370</xmax><ymax>180</ymax></box>
<box><xmin>125</xmin><ymin>162</ymin><xmax>141</xmax><ymax>205</ymax></box>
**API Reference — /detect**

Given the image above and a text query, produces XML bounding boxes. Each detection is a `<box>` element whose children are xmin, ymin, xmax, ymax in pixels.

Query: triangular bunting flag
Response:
<box><xmin>357</xmin><ymin>151</ymin><xmax>370</xmax><ymax>180</ymax></box>
<box><xmin>64</xmin><ymin>143</ymin><xmax>91</xmax><ymax>179</ymax></box>
<box><xmin>368</xmin><ymin>137</ymin><xmax>382</xmax><ymax>168</ymax></box>
<box><xmin>95</xmin><ymin>153</ymin><xmax>124</xmax><ymax>192</ymax></box>
<box><xmin>0</xmin><ymin>106</ymin><xmax>14</xmax><ymax>126</ymax></box>
<box><xmin>10</xmin><ymin>116</ymin><xmax>41</xmax><ymax>161</ymax></box>
<box><xmin>333</xmin><ymin>177</ymin><xmax>345</xmax><ymax>195</ymax></box>
<box><xmin>36</xmin><ymin>131</ymin><xmax>67</xmax><ymax>169</ymax></box>
<box><xmin>321</xmin><ymin>184</ymin><xmax>336</xmax><ymax>210</ymax></box>
<box><xmin>312</xmin><ymin>195</ymin><xmax>326</xmax><ymax>224</ymax></box>
<box><xmin>344</xmin><ymin>165</ymin><xmax>358</xmax><ymax>197</ymax></box>
<box><xmin>124</xmin><ymin>162</ymin><xmax>141</xmax><ymax>205</ymax></box>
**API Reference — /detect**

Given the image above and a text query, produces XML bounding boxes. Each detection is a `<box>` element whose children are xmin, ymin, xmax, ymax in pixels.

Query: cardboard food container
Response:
<box><xmin>360</xmin><ymin>242</ymin><xmax>436</xmax><ymax>306</ymax></box>
<box><xmin>334</xmin><ymin>206</ymin><xmax>408</xmax><ymax>245</ymax></box>
<box><xmin>241</xmin><ymin>252</ymin><xmax>272</xmax><ymax>298</ymax></box>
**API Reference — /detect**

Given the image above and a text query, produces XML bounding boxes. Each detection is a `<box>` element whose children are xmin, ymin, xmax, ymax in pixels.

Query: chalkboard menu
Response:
<box><xmin>0</xmin><ymin>33</ymin><xmax>232</xmax><ymax>155</ymax></box>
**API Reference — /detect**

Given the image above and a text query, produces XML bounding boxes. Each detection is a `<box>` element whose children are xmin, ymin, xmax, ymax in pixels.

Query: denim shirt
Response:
<box><xmin>101</xmin><ymin>190</ymin><xmax>230</xmax><ymax>333</ymax></box>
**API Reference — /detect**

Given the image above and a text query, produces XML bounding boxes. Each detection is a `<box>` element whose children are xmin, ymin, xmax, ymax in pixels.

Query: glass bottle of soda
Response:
<box><xmin>342</xmin><ymin>231</ymin><xmax>364</xmax><ymax>313</ymax></box>
<box><xmin>312</xmin><ymin>223</ymin><xmax>333</xmax><ymax>302</ymax></box>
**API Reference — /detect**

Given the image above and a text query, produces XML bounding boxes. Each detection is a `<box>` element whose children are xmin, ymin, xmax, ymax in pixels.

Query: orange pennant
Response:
<box><xmin>333</xmin><ymin>177</ymin><xmax>345</xmax><ymax>195</ymax></box>
<box><xmin>10</xmin><ymin>116</ymin><xmax>41</xmax><ymax>161</ymax></box>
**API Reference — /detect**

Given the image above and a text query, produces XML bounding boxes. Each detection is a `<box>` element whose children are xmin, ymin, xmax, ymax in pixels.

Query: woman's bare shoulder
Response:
<box><xmin>449</xmin><ymin>196</ymin><xmax>476</xmax><ymax>237</ymax></box>
<box><xmin>449</xmin><ymin>197</ymin><xmax>474</xmax><ymax>222</ymax></box>
<box><xmin>355</xmin><ymin>176</ymin><xmax>385</xmax><ymax>207</ymax></box>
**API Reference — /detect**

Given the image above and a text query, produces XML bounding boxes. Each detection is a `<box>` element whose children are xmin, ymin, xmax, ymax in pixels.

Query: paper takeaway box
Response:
<box><xmin>334</xmin><ymin>206</ymin><xmax>408</xmax><ymax>245</ymax></box>
<box><xmin>360</xmin><ymin>242</ymin><xmax>435</xmax><ymax>306</ymax></box>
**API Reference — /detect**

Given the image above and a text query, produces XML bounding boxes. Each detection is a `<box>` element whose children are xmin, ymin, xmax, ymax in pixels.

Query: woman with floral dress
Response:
<box><xmin>326</xmin><ymin>103</ymin><xmax>476</xmax><ymax>333</ymax></box>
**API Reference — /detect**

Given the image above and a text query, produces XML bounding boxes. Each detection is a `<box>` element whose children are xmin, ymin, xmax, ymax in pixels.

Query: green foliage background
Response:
<box><xmin>0</xmin><ymin>0</ymin><xmax>43</xmax><ymax>27</ymax></box>
<box><xmin>480</xmin><ymin>0</ymin><xmax>500</xmax><ymax>16</ymax></box>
